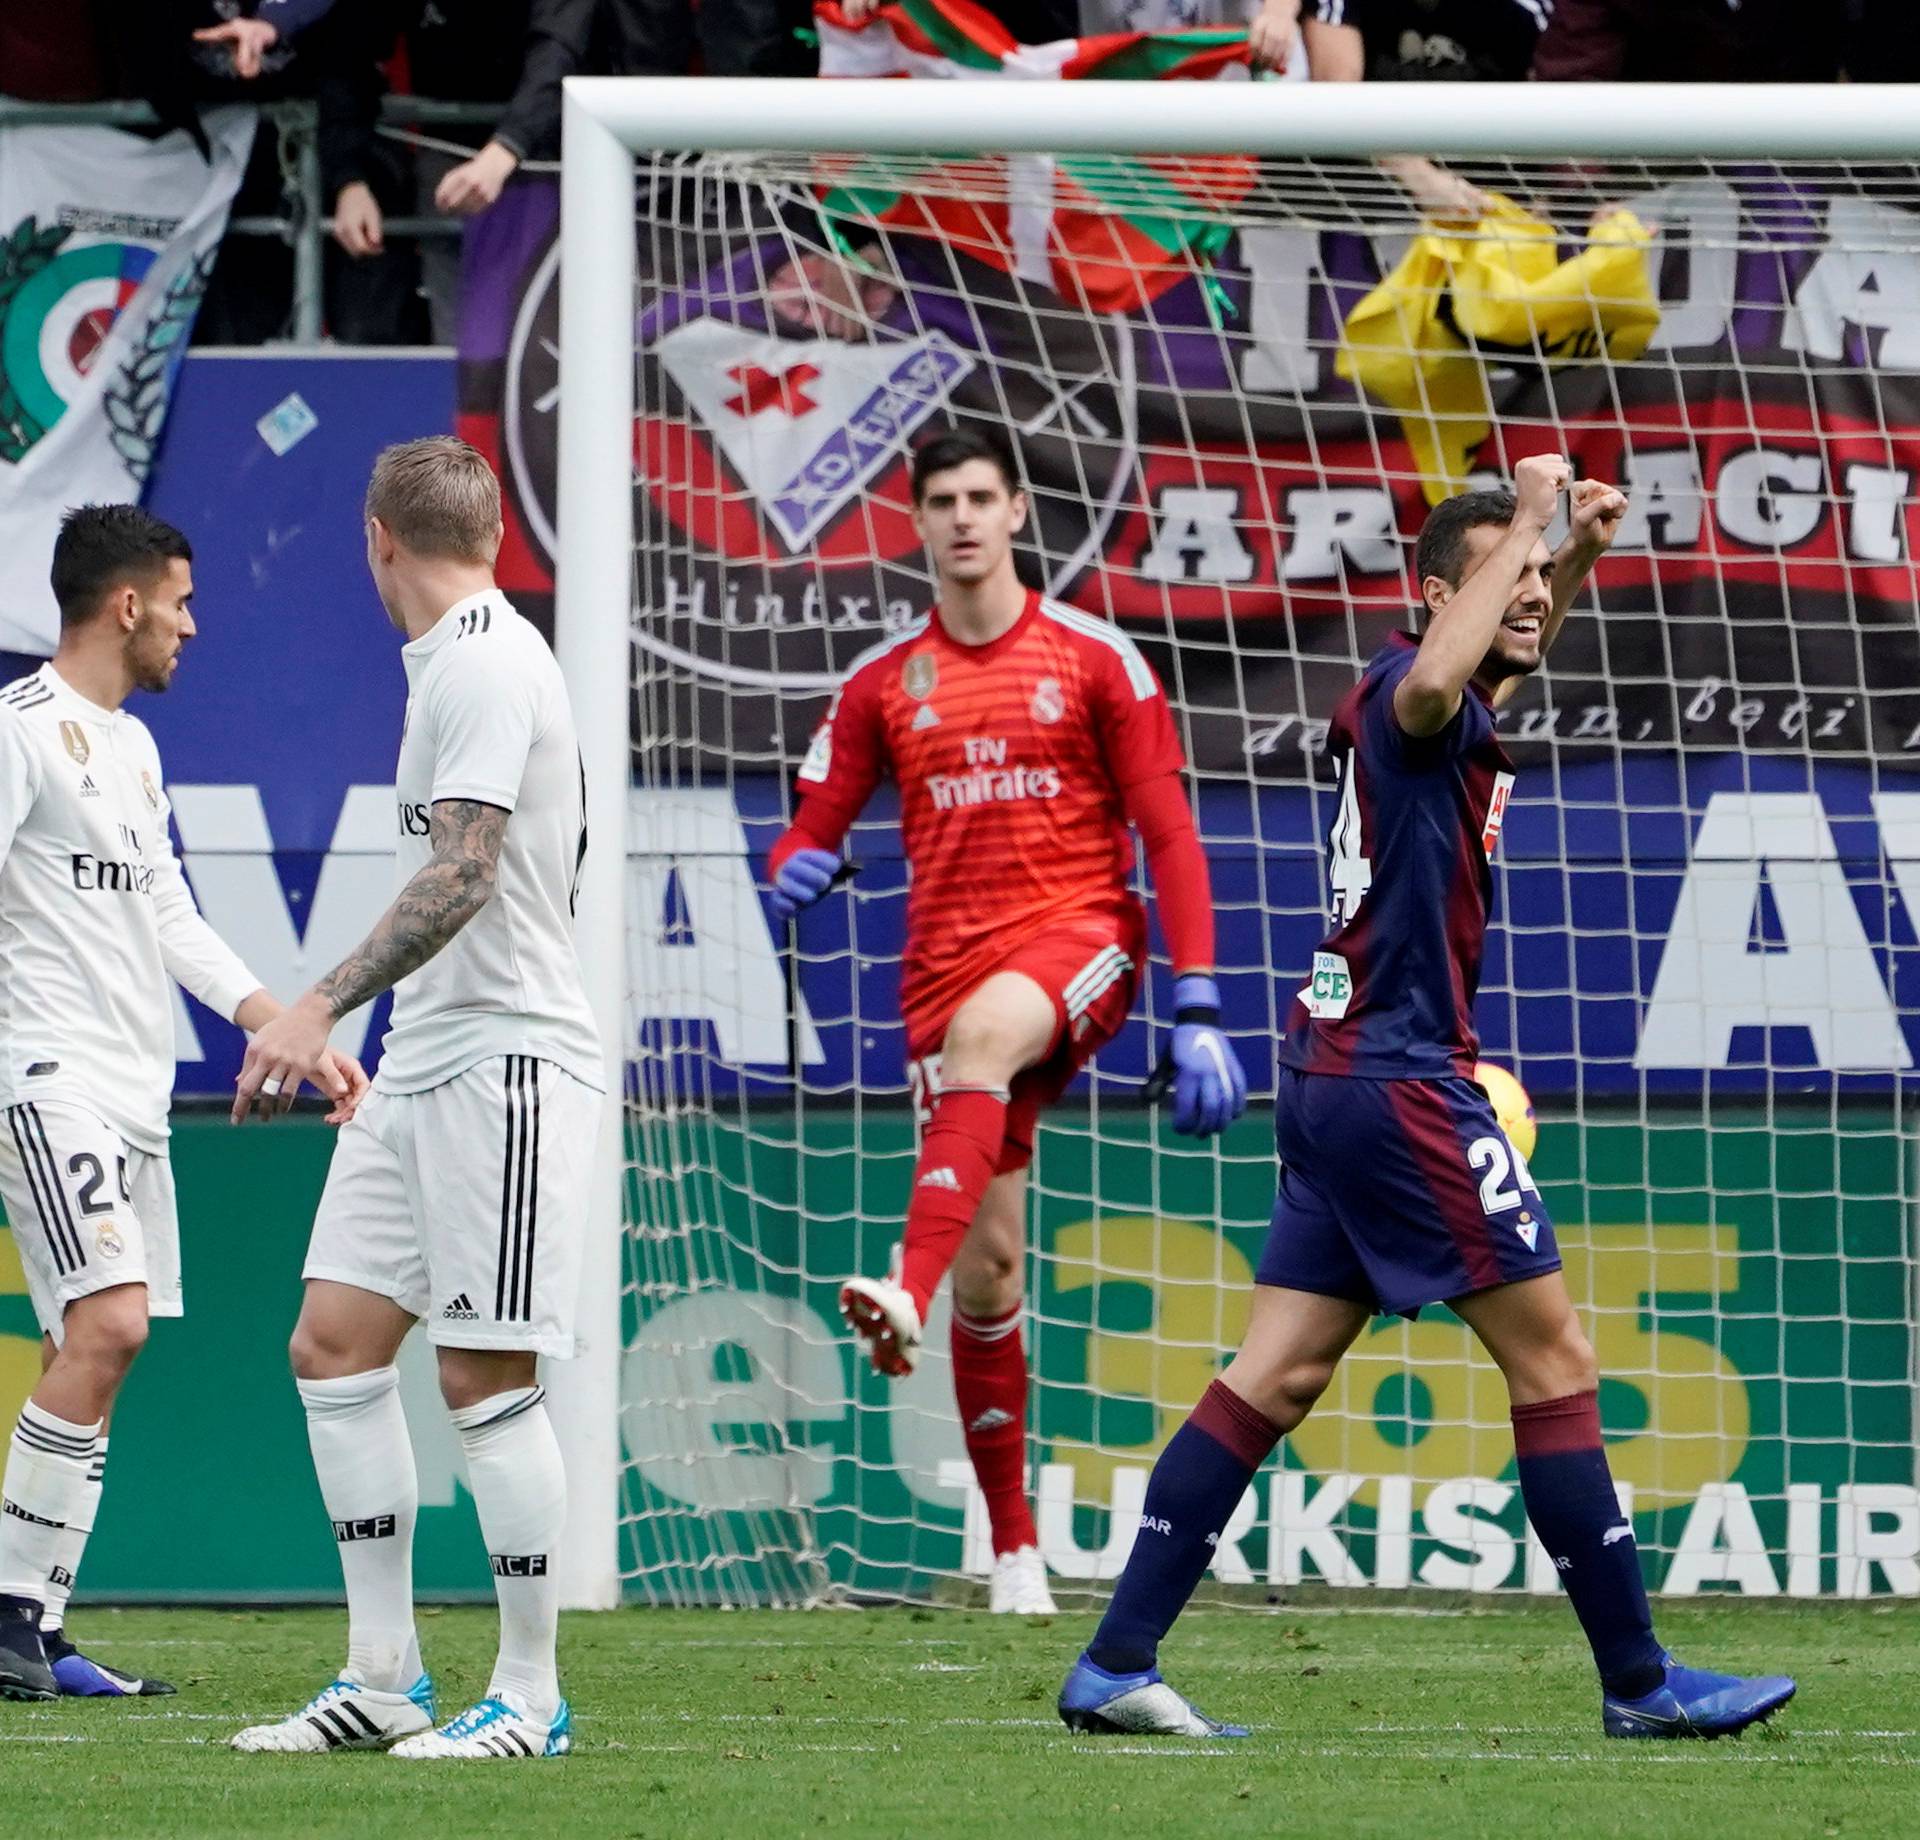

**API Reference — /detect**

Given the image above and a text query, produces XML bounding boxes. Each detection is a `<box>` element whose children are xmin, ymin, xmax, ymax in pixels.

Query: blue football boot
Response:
<box><xmin>1603</xmin><ymin>1653</ymin><xmax>1796</xmax><ymax>1739</ymax></box>
<box><xmin>47</xmin><ymin>1629</ymin><xmax>175</xmax><ymax>1697</ymax></box>
<box><xmin>1058</xmin><ymin>1653</ymin><xmax>1248</xmax><ymax>1738</ymax></box>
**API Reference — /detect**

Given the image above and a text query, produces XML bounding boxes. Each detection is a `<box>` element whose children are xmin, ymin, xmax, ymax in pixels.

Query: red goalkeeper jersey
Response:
<box><xmin>795</xmin><ymin>591</ymin><xmax>1187</xmax><ymax>1034</ymax></box>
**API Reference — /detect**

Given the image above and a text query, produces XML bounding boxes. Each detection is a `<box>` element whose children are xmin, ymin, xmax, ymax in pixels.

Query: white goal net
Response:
<box><xmin>584</xmin><ymin>77</ymin><xmax>1920</xmax><ymax>1608</ymax></box>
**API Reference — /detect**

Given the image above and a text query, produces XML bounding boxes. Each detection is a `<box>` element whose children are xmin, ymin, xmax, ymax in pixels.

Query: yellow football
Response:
<box><xmin>1472</xmin><ymin>1060</ymin><xmax>1537</xmax><ymax>1161</ymax></box>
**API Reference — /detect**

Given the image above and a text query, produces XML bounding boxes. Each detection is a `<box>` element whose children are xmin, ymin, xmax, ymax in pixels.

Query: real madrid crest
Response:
<box><xmin>140</xmin><ymin>769</ymin><xmax>160</xmax><ymax>811</ymax></box>
<box><xmin>59</xmin><ymin>721</ymin><xmax>89</xmax><ymax>766</ymax></box>
<box><xmin>903</xmin><ymin>652</ymin><xmax>937</xmax><ymax>701</ymax></box>
<box><xmin>1031</xmin><ymin>676</ymin><xmax>1065</xmax><ymax>725</ymax></box>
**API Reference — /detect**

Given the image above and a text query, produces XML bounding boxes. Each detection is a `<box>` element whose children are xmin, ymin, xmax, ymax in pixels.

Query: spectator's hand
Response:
<box><xmin>1247</xmin><ymin>0</ymin><xmax>1300</xmax><ymax>71</ymax></box>
<box><xmin>192</xmin><ymin>17</ymin><xmax>280</xmax><ymax>80</ymax></box>
<box><xmin>435</xmin><ymin>140</ymin><xmax>520</xmax><ymax>216</ymax></box>
<box><xmin>333</xmin><ymin>182</ymin><xmax>385</xmax><ymax>259</ymax></box>
<box><xmin>767</xmin><ymin>248</ymin><xmax>898</xmax><ymax>342</ymax></box>
<box><xmin>1383</xmin><ymin>155</ymin><xmax>1491</xmax><ymax>226</ymax></box>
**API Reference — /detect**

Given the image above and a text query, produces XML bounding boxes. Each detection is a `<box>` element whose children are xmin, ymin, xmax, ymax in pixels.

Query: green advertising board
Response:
<box><xmin>1</xmin><ymin>1105</ymin><xmax>1911</xmax><ymax>1601</ymax></box>
<box><xmin>621</xmin><ymin>1100</ymin><xmax>1917</xmax><ymax>1604</ymax></box>
<box><xmin>0</xmin><ymin>1115</ymin><xmax>491</xmax><ymax>1600</ymax></box>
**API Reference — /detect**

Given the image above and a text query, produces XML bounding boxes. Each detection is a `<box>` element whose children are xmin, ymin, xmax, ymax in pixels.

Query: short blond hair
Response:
<box><xmin>365</xmin><ymin>436</ymin><xmax>501</xmax><ymax>563</ymax></box>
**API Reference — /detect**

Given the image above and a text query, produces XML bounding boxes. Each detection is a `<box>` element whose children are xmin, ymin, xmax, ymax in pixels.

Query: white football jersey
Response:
<box><xmin>0</xmin><ymin>665</ymin><xmax>261</xmax><ymax>1152</ymax></box>
<box><xmin>375</xmin><ymin>590</ymin><xmax>603</xmax><ymax>1095</ymax></box>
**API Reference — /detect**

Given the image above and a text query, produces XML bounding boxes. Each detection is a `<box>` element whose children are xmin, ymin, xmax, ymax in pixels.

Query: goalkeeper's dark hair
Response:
<box><xmin>50</xmin><ymin>504</ymin><xmax>193</xmax><ymax>629</ymax></box>
<box><xmin>910</xmin><ymin>426</ymin><xmax>1021</xmax><ymax>502</ymax></box>
<box><xmin>1415</xmin><ymin>487</ymin><xmax>1517</xmax><ymax>596</ymax></box>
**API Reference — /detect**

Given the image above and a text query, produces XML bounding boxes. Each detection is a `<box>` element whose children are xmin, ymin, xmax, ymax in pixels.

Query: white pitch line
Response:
<box><xmin>1274</xmin><ymin>1743</ymin><xmax>1914</xmax><ymax>1768</ymax></box>
<box><xmin>64</xmin><ymin>1639</ymin><xmax>231</xmax><ymax>1649</ymax></box>
<box><xmin>689</xmin><ymin>1713</ymin><xmax>1058</xmax><ymax>1729</ymax></box>
<box><xmin>1064</xmin><ymin>1744</ymin><xmax>1242</xmax><ymax>1758</ymax></box>
<box><xmin>0</xmin><ymin>1734</ymin><xmax>209</xmax><ymax>1748</ymax></box>
<box><xmin>108</xmin><ymin>1712</ymin><xmax>236</xmax><ymax>1723</ymax></box>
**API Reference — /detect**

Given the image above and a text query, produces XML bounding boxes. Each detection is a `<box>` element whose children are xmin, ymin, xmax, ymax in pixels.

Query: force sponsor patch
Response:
<box><xmin>1301</xmin><ymin>949</ymin><xmax>1353</xmax><ymax>1020</ymax></box>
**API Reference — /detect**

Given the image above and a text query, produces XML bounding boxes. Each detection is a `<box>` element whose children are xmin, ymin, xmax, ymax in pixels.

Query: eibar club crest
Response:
<box><xmin>1031</xmin><ymin>677</ymin><xmax>1065</xmax><ymax>725</ymax></box>
<box><xmin>652</xmin><ymin>320</ymin><xmax>974</xmax><ymax>554</ymax></box>
<box><xmin>59</xmin><ymin>720</ymin><xmax>89</xmax><ymax>766</ymax></box>
<box><xmin>903</xmin><ymin>652</ymin><xmax>937</xmax><ymax>700</ymax></box>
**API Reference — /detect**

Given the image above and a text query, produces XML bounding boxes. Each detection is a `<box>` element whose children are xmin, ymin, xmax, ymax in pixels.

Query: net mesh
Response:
<box><xmin>616</xmin><ymin>142</ymin><xmax>1920</xmax><ymax>1607</ymax></box>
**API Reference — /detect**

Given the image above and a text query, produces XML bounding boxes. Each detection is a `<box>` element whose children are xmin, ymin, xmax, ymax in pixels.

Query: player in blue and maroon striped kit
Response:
<box><xmin>1057</xmin><ymin>455</ymin><xmax>1796</xmax><ymax>1741</ymax></box>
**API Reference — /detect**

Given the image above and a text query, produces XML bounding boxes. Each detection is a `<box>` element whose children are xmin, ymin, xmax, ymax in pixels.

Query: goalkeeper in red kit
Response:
<box><xmin>767</xmin><ymin>427</ymin><xmax>1246</xmax><ymax>1615</ymax></box>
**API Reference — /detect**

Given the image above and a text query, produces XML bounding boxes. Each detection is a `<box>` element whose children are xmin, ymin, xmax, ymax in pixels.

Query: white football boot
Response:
<box><xmin>391</xmin><ymin>1695</ymin><xmax>572</xmax><ymax>1760</ymax></box>
<box><xmin>839</xmin><ymin>1245</ymin><xmax>922</xmax><ymax>1376</ymax></box>
<box><xmin>230</xmin><ymin>1674</ymin><xmax>436</xmax><ymax>1752</ymax></box>
<box><xmin>989</xmin><ymin>1545</ymin><xmax>1058</xmax><ymax>1615</ymax></box>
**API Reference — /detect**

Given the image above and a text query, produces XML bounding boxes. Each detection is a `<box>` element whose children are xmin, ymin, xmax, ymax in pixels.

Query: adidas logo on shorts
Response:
<box><xmin>441</xmin><ymin>1293</ymin><xmax>481</xmax><ymax>1321</ymax></box>
<box><xmin>917</xmin><ymin>1166</ymin><xmax>962</xmax><ymax>1190</ymax></box>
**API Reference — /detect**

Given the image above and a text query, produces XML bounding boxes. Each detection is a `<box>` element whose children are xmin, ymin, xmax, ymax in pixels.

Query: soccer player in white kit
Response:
<box><xmin>0</xmin><ymin>506</ymin><xmax>366</xmax><ymax>1702</ymax></box>
<box><xmin>227</xmin><ymin>438</ymin><xmax>603</xmax><ymax>1763</ymax></box>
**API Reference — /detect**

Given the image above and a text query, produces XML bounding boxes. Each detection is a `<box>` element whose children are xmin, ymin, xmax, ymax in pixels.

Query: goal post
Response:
<box><xmin>555</xmin><ymin>74</ymin><xmax>1920</xmax><ymax>1610</ymax></box>
<box><xmin>547</xmin><ymin>85</ymin><xmax>633</xmax><ymax>1610</ymax></box>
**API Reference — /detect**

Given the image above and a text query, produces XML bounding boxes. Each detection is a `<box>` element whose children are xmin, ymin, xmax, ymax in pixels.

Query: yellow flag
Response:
<box><xmin>1337</xmin><ymin>197</ymin><xmax>1660</xmax><ymax>504</ymax></box>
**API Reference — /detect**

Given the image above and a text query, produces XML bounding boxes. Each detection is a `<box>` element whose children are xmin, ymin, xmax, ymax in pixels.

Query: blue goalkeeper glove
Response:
<box><xmin>769</xmin><ymin>847</ymin><xmax>841</xmax><ymax>924</ymax></box>
<box><xmin>1143</xmin><ymin>974</ymin><xmax>1248</xmax><ymax>1137</ymax></box>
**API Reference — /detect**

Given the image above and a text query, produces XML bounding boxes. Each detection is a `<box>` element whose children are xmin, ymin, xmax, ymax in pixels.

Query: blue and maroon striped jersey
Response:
<box><xmin>1279</xmin><ymin>632</ymin><xmax>1516</xmax><ymax>1080</ymax></box>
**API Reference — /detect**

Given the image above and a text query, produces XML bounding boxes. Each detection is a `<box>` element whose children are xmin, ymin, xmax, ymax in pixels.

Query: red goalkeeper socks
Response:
<box><xmin>898</xmin><ymin>1086</ymin><xmax>1008</xmax><ymax>1317</ymax></box>
<box><xmin>952</xmin><ymin>1303</ymin><xmax>1038</xmax><ymax>1556</ymax></box>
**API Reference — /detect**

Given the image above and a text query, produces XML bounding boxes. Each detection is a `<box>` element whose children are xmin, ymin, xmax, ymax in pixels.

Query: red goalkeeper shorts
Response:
<box><xmin>906</xmin><ymin>909</ymin><xmax>1146</xmax><ymax>1174</ymax></box>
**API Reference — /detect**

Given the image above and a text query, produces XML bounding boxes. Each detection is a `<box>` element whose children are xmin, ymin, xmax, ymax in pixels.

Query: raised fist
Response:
<box><xmin>1568</xmin><ymin>478</ymin><xmax>1629</xmax><ymax>555</ymax></box>
<box><xmin>1512</xmin><ymin>454</ymin><xmax>1573</xmax><ymax>529</ymax></box>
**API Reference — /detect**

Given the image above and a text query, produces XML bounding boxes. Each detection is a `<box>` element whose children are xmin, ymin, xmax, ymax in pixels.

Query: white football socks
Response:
<box><xmin>451</xmin><ymin>1386</ymin><xmax>565</xmax><ymax>1725</ymax></box>
<box><xmin>39</xmin><ymin>1433</ymin><xmax>106</xmax><ymax>1634</ymax></box>
<box><xmin>0</xmin><ymin>1402</ymin><xmax>101</xmax><ymax>1605</ymax></box>
<box><xmin>298</xmin><ymin>1367</ymin><xmax>422</xmax><ymax>1693</ymax></box>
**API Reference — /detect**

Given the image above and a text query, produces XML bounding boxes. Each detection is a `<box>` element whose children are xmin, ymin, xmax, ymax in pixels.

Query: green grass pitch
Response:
<box><xmin>1</xmin><ymin>1602</ymin><xmax>1913</xmax><ymax>1838</ymax></box>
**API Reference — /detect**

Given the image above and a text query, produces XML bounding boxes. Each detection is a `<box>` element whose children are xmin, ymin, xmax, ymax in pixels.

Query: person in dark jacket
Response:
<box><xmin>429</xmin><ymin>0</ymin><xmax>817</xmax><ymax>223</ymax></box>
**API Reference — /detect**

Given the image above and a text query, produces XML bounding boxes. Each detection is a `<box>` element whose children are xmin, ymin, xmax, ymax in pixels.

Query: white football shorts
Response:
<box><xmin>303</xmin><ymin>1054</ymin><xmax>598</xmax><ymax>1358</ymax></box>
<box><xmin>0</xmin><ymin>1101</ymin><xmax>181</xmax><ymax>1344</ymax></box>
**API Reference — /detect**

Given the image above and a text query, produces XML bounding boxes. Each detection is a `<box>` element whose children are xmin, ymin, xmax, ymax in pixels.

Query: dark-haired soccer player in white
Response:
<box><xmin>0</xmin><ymin>506</ymin><xmax>365</xmax><ymax>1701</ymax></box>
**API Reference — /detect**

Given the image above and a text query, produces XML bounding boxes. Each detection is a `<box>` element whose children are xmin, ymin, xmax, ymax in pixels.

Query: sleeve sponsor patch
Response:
<box><xmin>798</xmin><ymin>722</ymin><xmax>833</xmax><ymax>784</ymax></box>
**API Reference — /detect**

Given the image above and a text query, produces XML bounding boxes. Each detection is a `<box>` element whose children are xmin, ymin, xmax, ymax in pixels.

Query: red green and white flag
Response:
<box><xmin>813</xmin><ymin>0</ymin><xmax>1261</xmax><ymax>313</ymax></box>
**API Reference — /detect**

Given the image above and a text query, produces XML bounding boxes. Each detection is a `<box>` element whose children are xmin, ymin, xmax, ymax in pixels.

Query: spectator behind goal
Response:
<box><xmin>320</xmin><ymin>0</ymin><xmax>535</xmax><ymax>345</ymax></box>
<box><xmin>417</xmin><ymin>0</ymin><xmax>819</xmax><ymax>236</ymax></box>
<box><xmin>1532</xmin><ymin>0</ymin><xmax>1838</xmax><ymax>80</ymax></box>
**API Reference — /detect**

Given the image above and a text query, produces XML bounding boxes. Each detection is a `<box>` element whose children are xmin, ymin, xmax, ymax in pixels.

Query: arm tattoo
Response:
<box><xmin>315</xmin><ymin>799</ymin><xmax>507</xmax><ymax>1019</ymax></box>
